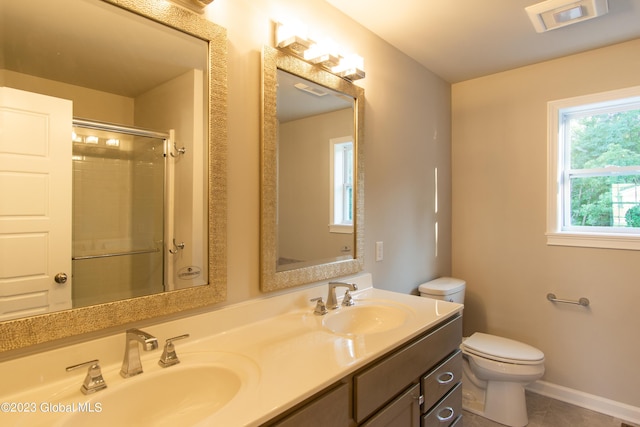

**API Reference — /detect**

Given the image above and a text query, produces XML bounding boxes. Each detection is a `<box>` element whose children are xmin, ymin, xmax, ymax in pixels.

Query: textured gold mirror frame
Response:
<box><xmin>0</xmin><ymin>0</ymin><xmax>227</xmax><ymax>353</ymax></box>
<box><xmin>260</xmin><ymin>46</ymin><xmax>364</xmax><ymax>292</ymax></box>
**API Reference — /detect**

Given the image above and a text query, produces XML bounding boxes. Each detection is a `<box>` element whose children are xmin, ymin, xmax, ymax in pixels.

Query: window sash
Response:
<box><xmin>547</xmin><ymin>85</ymin><xmax>640</xmax><ymax>249</ymax></box>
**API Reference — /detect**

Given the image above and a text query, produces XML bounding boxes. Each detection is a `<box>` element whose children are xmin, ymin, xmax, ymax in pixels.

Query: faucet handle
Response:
<box><xmin>66</xmin><ymin>359</ymin><xmax>107</xmax><ymax>395</ymax></box>
<box><xmin>158</xmin><ymin>334</ymin><xmax>190</xmax><ymax>368</ymax></box>
<box><xmin>342</xmin><ymin>290</ymin><xmax>355</xmax><ymax>307</ymax></box>
<box><xmin>310</xmin><ymin>297</ymin><xmax>328</xmax><ymax>315</ymax></box>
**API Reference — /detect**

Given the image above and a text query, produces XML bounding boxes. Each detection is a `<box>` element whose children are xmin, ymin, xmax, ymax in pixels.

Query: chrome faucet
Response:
<box><xmin>120</xmin><ymin>328</ymin><xmax>158</xmax><ymax>378</ymax></box>
<box><xmin>327</xmin><ymin>281</ymin><xmax>358</xmax><ymax>310</ymax></box>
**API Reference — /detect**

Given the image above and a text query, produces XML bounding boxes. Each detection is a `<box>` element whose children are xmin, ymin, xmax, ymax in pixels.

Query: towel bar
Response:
<box><xmin>546</xmin><ymin>293</ymin><xmax>590</xmax><ymax>307</ymax></box>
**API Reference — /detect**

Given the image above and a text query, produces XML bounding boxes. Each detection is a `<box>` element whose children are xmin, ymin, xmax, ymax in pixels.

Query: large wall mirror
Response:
<box><xmin>260</xmin><ymin>46</ymin><xmax>364</xmax><ymax>291</ymax></box>
<box><xmin>0</xmin><ymin>0</ymin><xmax>227</xmax><ymax>353</ymax></box>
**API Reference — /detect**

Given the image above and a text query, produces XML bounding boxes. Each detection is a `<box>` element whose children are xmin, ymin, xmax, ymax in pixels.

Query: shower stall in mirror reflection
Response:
<box><xmin>70</xmin><ymin>120</ymin><xmax>206</xmax><ymax>309</ymax></box>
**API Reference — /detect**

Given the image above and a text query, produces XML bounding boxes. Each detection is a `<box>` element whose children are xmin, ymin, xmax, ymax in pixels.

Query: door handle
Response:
<box><xmin>55</xmin><ymin>272</ymin><xmax>68</xmax><ymax>284</ymax></box>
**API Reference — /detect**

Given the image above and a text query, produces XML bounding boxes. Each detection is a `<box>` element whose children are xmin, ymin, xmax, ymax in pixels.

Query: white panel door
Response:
<box><xmin>0</xmin><ymin>87</ymin><xmax>72</xmax><ymax>320</ymax></box>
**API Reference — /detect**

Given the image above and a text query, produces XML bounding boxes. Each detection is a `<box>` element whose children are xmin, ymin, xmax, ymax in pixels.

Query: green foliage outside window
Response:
<box><xmin>569</xmin><ymin>110</ymin><xmax>640</xmax><ymax>227</ymax></box>
<box><xmin>625</xmin><ymin>204</ymin><xmax>640</xmax><ymax>227</ymax></box>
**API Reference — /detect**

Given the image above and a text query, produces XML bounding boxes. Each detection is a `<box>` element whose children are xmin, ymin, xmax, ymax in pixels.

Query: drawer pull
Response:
<box><xmin>437</xmin><ymin>371</ymin><xmax>455</xmax><ymax>384</ymax></box>
<box><xmin>437</xmin><ymin>406</ymin><xmax>455</xmax><ymax>422</ymax></box>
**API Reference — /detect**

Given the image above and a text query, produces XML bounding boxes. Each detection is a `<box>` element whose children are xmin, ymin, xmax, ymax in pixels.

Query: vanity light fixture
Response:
<box><xmin>85</xmin><ymin>135</ymin><xmax>99</xmax><ymax>144</ymax></box>
<box><xmin>275</xmin><ymin>21</ymin><xmax>314</xmax><ymax>56</ymax></box>
<box><xmin>305</xmin><ymin>49</ymin><xmax>341</xmax><ymax>69</ymax></box>
<box><xmin>168</xmin><ymin>0</ymin><xmax>214</xmax><ymax>14</ymax></box>
<box><xmin>304</xmin><ymin>38</ymin><xmax>341</xmax><ymax>68</ymax></box>
<box><xmin>333</xmin><ymin>53</ymin><xmax>365</xmax><ymax>81</ymax></box>
<box><xmin>106</xmin><ymin>138</ymin><xmax>120</xmax><ymax>147</ymax></box>
<box><xmin>525</xmin><ymin>0</ymin><xmax>609</xmax><ymax>33</ymax></box>
<box><xmin>274</xmin><ymin>21</ymin><xmax>365</xmax><ymax>81</ymax></box>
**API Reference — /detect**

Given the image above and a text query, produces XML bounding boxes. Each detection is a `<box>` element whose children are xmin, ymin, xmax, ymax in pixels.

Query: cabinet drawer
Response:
<box><xmin>421</xmin><ymin>350</ymin><xmax>462</xmax><ymax>412</ymax></box>
<box><xmin>449</xmin><ymin>415</ymin><xmax>463</xmax><ymax>427</ymax></box>
<box><xmin>422</xmin><ymin>383</ymin><xmax>462</xmax><ymax>427</ymax></box>
<box><xmin>354</xmin><ymin>315</ymin><xmax>462</xmax><ymax>423</ymax></box>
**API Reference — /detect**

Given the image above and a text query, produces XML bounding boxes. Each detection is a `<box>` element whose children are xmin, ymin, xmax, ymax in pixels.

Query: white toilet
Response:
<box><xmin>419</xmin><ymin>277</ymin><xmax>545</xmax><ymax>427</ymax></box>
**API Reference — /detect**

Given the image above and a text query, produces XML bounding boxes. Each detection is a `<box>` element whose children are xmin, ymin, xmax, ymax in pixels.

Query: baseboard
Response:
<box><xmin>527</xmin><ymin>380</ymin><xmax>640</xmax><ymax>425</ymax></box>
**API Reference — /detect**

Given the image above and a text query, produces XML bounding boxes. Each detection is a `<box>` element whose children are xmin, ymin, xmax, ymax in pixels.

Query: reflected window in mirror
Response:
<box><xmin>330</xmin><ymin>136</ymin><xmax>354</xmax><ymax>234</ymax></box>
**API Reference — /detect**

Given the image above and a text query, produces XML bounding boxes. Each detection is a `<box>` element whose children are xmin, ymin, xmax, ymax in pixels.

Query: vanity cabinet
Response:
<box><xmin>266</xmin><ymin>314</ymin><xmax>462</xmax><ymax>427</ymax></box>
<box><xmin>270</xmin><ymin>382</ymin><xmax>352</xmax><ymax>427</ymax></box>
<box><xmin>361</xmin><ymin>383</ymin><xmax>421</xmax><ymax>426</ymax></box>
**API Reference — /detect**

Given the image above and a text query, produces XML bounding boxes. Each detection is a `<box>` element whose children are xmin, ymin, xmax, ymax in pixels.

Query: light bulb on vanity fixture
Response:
<box><xmin>275</xmin><ymin>21</ymin><xmax>314</xmax><ymax>56</ymax></box>
<box><xmin>274</xmin><ymin>20</ymin><xmax>365</xmax><ymax>81</ymax></box>
<box><xmin>304</xmin><ymin>37</ymin><xmax>341</xmax><ymax>69</ymax></box>
<box><xmin>333</xmin><ymin>53</ymin><xmax>365</xmax><ymax>81</ymax></box>
<box><xmin>167</xmin><ymin>0</ymin><xmax>214</xmax><ymax>14</ymax></box>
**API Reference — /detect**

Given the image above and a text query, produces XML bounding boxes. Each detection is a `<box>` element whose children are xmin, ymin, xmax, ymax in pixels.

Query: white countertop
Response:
<box><xmin>0</xmin><ymin>274</ymin><xmax>463</xmax><ymax>426</ymax></box>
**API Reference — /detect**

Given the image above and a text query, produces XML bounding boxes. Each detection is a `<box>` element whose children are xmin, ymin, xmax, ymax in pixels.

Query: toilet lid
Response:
<box><xmin>418</xmin><ymin>277</ymin><xmax>466</xmax><ymax>296</ymax></box>
<box><xmin>462</xmin><ymin>333</ymin><xmax>544</xmax><ymax>364</ymax></box>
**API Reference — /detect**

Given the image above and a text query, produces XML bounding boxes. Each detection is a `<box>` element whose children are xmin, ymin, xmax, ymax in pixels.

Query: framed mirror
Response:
<box><xmin>0</xmin><ymin>0</ymin><xmax>227</xmax><ymax>352</ymax></box>
<box><xmin>260</xmin><ymin>46</ymin><xmax>364</xmax><ymax>292</ymax></box>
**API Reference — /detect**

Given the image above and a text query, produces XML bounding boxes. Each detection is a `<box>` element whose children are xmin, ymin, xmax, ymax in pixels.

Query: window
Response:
<box><xmin>330</xmin><ymin>136</ymin><xmax>354</xmax><ymax>233</ymax></box>
<box><xmin>547</xmin><ymin>86</ymin><xmax>640</xmax><ymax>249</ymax></box>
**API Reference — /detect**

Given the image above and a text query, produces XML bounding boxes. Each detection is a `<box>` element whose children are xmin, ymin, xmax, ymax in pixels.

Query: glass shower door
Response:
<box><xmin>71</xmin><ymin>123</ymin><xmax>166</xmax><ymax>308</ymax></box>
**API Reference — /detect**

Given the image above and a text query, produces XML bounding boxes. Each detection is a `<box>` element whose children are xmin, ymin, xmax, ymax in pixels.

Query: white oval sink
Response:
<box><xmin>62</xmin><ymin>365</ymin><xmax>239</xmax><ymax>426</ymax></box>
<box><xmin>322</xmin><ymin>304</ymin><xmax>410</xmax><ymax>335</ymax></box>
<box><xmin>21</xmin><ymin>352</ymin><xmax>262</xmax><ymax>427</ymax></box>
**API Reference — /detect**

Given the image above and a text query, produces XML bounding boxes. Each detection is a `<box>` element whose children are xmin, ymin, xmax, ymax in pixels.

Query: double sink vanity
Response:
<box><xmin>0</xmin><ymin>274</ymin><xmax>463</xmax><ymax>426</ymax></box>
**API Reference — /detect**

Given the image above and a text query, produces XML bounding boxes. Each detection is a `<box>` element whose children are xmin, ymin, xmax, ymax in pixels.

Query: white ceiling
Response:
<box><xmin>325</xmin><ymin>0</ymin><xmax>640</xmax><ymax>83</ymax></box>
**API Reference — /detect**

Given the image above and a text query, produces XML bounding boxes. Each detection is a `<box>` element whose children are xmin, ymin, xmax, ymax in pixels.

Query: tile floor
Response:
<box><xmin>462</xmin><ymin>391</ymin><xmax>638</xmax><ymax>427</ymax></box>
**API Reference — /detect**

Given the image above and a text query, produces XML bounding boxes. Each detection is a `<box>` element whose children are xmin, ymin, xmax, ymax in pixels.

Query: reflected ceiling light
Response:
<box><xmin>72</xmin><ymin>132</ymin><xmax>83</xmax><ymax>143</ymax></box>
<box><xmin>525</xmin><ymin>0</ymin><xmax>609</xmax><ymax>33</ymax></box>
<box><xmin>274</xmin><ymin>20</ymin><xmax>365</xmax><ymax>81</ymax></box>
<box><xmin>294</xmin><ymin>82</ymin><xmax>328</xmax><ymax>97</ymax></box>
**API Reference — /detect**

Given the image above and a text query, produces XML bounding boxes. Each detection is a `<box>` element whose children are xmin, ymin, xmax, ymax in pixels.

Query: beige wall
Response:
<box><xmin>206</xmin><ymin>0</ymin><xmax>452</xmax><ymax>301</ymax></box>
<box><xmin>452</xmin><ymin>38</ymin><xmax>640</xmax><ymax>407</ymax></box>
<box><xmin>0</xmin><ymin>70</ymin><xmax>134</xmax><ymax>124</ymax></box>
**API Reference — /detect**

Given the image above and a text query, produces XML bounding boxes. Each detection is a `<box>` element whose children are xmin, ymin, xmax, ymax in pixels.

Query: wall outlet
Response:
<box><xmin>375</xmin><ymin>241</ymin><xmax>383</xmax><ymax>261</ymax></box>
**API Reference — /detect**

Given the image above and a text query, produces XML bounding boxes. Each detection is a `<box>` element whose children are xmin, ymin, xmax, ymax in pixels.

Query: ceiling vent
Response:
<box><xmin>525</xmin><ymin>0</ymin><xmax>609</xmax><ymax>33</ymax></box>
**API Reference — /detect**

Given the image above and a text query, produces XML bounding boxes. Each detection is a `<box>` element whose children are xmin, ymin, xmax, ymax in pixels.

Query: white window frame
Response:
<box><xmin>547</xmin><ymin>85</ymin><xmax>640</xmax><ymax>250</ymax></box>
<box><xmin>329</xmin><ymin>136</ymin><xmax>354</xmax><ymax>234</ymax></box>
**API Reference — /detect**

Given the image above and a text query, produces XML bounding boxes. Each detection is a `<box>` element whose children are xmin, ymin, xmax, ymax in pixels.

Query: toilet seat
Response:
<box><xmin>462</xmin><ymin>333</ymin><xmax>544</xmax><ymax>365</ymax></box>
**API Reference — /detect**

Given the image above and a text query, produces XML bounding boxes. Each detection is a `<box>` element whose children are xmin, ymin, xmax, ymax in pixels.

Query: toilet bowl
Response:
<box><xmin>419</xmin><ymin>278</ymin><xmax>545</xmax><ymax>427</ymax></box>
<box><xmin>461</xmin><ymin>332</ymin><xmax>545</xmax><ymax>427</ymax></box>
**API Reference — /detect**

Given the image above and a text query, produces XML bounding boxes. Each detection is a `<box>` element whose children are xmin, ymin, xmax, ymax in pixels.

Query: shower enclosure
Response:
<box><xmin>71</xmin><ymin>120</ymin><xmax>171</xmax><ymax>308</ymax></box>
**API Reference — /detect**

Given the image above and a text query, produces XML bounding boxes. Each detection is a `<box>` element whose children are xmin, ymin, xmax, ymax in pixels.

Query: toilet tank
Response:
<box><xmin>418</xmin><ymin>277</ymin><xmax>466</xmax><ymax>304</ymax></box>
